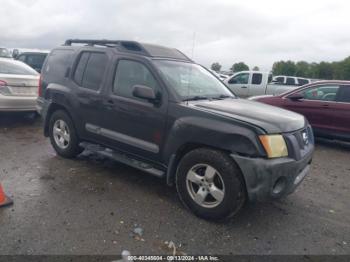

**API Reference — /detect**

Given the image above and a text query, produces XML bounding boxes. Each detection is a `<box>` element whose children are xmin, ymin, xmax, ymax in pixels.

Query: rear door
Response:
<box><xmin>226</xmin><ymin>72</ymin><xmax>249</xmax><ymax>97</ymax></box>
<box><xmin>71</xmin><ymin>50</ymin><xmax>110</xmax><ymax>141</ymax></box>
<box><xmin>331</xmin><ymin>85</ymin><xmax>350</xmax><ymax>138</ymax></box>
<box><xmin>283</xmin><ymin>84</ymin><xmax>340</xmax><ymax>132</ymax></box>
<box><xmin>248</xmin><ymin>72</ymin><xmax>265</xmax><ymax>96</ymax></box>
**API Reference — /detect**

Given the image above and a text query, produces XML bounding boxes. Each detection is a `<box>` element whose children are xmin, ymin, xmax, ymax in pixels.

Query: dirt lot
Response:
<box><xmin>0</xmin><ymin>113</ymin><xmax>349</xmax><ymax>255</ymax></box>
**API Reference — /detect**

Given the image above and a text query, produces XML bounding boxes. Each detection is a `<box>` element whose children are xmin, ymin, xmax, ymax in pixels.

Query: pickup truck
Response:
<box><xmin>37</xmin><ymin>39</ymin><xmax>314</xmax><ymax>220</ymax></box>
<box><xmin>224</xmin><ymin>71</ymin><xmax>302</xmax><ymax>98</ymax></box>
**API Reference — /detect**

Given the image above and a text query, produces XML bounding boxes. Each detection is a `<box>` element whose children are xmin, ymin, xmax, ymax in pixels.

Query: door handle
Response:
<box><xmin>322</xmin><ymin>104</ymin><xmax>330</xmax><ymax>108</ymax></box>
<box><xmin>104</xmin><ymin>99</ymin><xmax>115</xmax><ymax>109</ymax></box>
<box><xmin>241</xmin><ymin>86</ymin><xmax>247</xmax><ymax>88</ymax></box>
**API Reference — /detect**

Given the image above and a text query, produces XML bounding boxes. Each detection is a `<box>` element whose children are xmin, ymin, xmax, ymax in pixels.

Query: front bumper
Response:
<box><xmin>0</xmin><ymin>94</ymin><xmax>37</xmax><ymax>112</ymax></box>
<box><xmin>231</xmin><ymin>148</ymin><xmax>313</xmax><ymax>202</ymax></box>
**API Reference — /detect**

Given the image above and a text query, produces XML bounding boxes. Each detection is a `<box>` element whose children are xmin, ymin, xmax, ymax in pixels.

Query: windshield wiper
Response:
<box><xmin>183</xmin><ymin>95</ymin><xmax>209</xmax><ymax>101</ymax></box>
<box><xmin>212</xmin><ymin>95</ymin><xmax>234</xmax><ymax>100</ymax></box>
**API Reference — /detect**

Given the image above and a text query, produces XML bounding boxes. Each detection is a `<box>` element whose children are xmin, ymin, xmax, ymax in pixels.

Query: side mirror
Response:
<box><xmin>288</xmin><ymin>93</ymin><xmax>304</xmax><ymax>101</ymax></box>
<box><xmin>132</xmin><ymin>85</ymin><xmax>158</xmax><ymax>103</ymax></box>
<box><xmin>228</xmin><ymin>78</ymin><xmax>237</xmax><ymax>84</ymax></box>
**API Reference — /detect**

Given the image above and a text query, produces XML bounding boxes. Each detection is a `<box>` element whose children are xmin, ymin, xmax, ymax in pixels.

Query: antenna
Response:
<box><xmin>191</xmin><ymin>32</ymin><xmax>196</xmax><ymax>59</ymax></box>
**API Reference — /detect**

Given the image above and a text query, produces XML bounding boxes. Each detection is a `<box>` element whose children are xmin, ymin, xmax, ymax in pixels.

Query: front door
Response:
<box><xmin>97</xmin><ymin>58</ymin><xmax>168</xmax><ymax>162</ymax></box>
<box><xmin>284</xmin><ymin>84</ymin><xmax>340</xmax><ymax>133</ymax></box>
<box><xmin>226</xmin><ymin>72</ymin><xmax>249</xmax><ymax>97</ymax></box>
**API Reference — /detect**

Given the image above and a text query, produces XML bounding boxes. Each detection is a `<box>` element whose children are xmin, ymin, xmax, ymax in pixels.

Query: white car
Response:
<box><xmin>272</xmin><ymin>75</ymin><xmax>311</xmax><ymax>86</ymax></box>
<box><xmin>224</xmin><ymin>71</ymin><xmax>302</xmax><ymax>98</ymax></box>
<box><xmin>0</xmin><ymin>58</ymin><xmax>39</xmax><ymax>111</ymax></box>
<box><xmin>0</xmin><ymin>48</ymin><xmax>12</xmax><ymax>59</ymax></box>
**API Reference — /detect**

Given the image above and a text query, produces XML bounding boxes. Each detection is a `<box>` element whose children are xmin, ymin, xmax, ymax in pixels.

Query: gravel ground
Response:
<box><xmin>0</xmin><ymin>113</ymin><xmax>349</xmax><ymax>255</ymax></box>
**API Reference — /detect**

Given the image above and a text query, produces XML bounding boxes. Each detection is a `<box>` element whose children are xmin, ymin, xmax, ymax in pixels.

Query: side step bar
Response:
<box><xmin>80</xmin><ymin>142</ymin><xmax>165</xmax><ymax>178</ymax></box>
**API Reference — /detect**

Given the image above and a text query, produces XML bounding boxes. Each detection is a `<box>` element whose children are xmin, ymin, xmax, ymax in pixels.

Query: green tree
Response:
<box><xmin>210</xmin><ymin>62</ymin><xmax>222</xmax><ymax>72</ymax></box>
<box><xmin>295</xmin><ymin>61</ymin><xmax>310</xmax><ymax>77</ymax></box>
<box><xmin>252</xmin><ymin>66</ymin><xmax>260</xmax><ymax>71</ymax></box>
<box><xmin>231</xmin><ymin>62</ymin><xmax>249</xmax><ymax>72</ymax></box>
<box><xmin>272</xmin><ymin>60</ymin><xmax>296</xmax><ymax>76</ymax></box>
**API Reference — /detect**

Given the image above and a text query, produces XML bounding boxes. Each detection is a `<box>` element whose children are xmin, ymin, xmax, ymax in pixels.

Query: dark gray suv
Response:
<box><xmin>37</xmin><ymin>39</ymin><xmax>314</xmax><ymax>220</ymax></box>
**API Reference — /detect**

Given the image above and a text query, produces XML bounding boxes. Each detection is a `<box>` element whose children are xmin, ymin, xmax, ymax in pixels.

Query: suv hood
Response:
<box><xmin>192</xmin><ymin>98</ymin><xmax>305</xmax><ymax>133</ymax></box>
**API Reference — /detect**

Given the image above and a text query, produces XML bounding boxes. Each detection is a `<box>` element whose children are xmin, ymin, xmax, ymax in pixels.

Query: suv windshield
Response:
<box><xmin>153</xmin><ymin>60</ymin><xmax>234</xmax><ymax>100</ymax></box>
<box><xmin>0</xmin><ymin>48</ymin><xmax>12</xmax><ymax>58</ymax></box>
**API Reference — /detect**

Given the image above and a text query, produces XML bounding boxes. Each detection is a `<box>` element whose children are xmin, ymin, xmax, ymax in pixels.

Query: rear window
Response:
<box><xmin>44</xmin><ymin>49</ymin><xmax>74</xmax><ymax>78</ymax></box>
<box><xmin>27</xmin><ymin>54</ymin><xmax>47</xmax><ymax>66</ymax></box>
<box><xmin>0</xmin><ymin>60</ymin><xmax>38</xmax><ymax>75</ymax></box>
<box><xmin>252</xmin><ymin>73</ymin><xmax>262</xmax><ymax>85</ymax></box>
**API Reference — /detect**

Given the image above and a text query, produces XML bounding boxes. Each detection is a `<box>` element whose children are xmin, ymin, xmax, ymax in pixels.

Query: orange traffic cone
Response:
<box><xmin>0</xmin><ymin>182</ymin><xmax>13</xmax><ymax>207</ymax></box>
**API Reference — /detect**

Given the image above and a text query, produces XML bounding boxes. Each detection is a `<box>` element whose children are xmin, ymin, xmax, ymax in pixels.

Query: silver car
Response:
<box><xmin>0</xmin><ymin>58</ymin><xmax>39</xmax><ymax>111</ymax></box>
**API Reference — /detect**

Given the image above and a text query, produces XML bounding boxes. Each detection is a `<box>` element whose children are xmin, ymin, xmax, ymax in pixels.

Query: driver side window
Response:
<box><xmin>301</xmin><ymin>85</ymin><xmax>339</xmax><ymax>101</ymax></box>
<box><xmin>229</xmin><ymin>73</ymin><xmax>249</xmax><ymax>84</ymax></box>
<box><xmin>113</xmin><ymin>60</ymin><xmax>159</xmax><ymax>100</ymax></box>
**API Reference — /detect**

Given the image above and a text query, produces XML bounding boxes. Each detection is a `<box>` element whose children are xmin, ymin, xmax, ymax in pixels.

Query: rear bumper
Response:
<box><xmin>231</xmin><ymin>147</ymin><xmax>313</xmax><ymax>202</ymax></box>
<box><xmin>36</xmin><ymin>97</ymin><xmax>48</xmax><ymax>116</ymax></box>
<box><xmin>0</xmin><ymin>94</ymin><xmax>37</xmax><ymax>112</ymax></box>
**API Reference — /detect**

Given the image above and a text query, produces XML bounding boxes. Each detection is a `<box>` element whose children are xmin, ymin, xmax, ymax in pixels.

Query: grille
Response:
<box><xmin>284</xmin><ymin>125</ymin><xmax>314</xmax><ymax>160</ymax></box>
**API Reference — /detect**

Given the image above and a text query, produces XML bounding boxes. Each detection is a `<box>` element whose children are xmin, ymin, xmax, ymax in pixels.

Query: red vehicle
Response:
<box><xmin>251</xmin><ymin>81</ymin><xmax>350</xmax><ymax>141</ymax></box>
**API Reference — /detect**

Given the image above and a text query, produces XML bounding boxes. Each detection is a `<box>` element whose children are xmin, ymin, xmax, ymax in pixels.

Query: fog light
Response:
<box><xmin>272</xmin><ymin>177</ymin><xmax>287</xmax><ymax>195</ymax></box>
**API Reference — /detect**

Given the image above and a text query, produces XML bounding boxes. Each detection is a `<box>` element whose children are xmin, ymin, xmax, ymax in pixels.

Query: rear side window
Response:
<box><xmin>73</xmin><ymin>53</ymin><xmax>90</xmax><ymax>85</ymax></box>
<box><xmin>44</xmin><ymin>49</ymin><xmax>74</xmax><ymax>78</ymax></box>
<box><xmin>73</xmin><ymin>52</ymin><xmax>108</xmax><ymax>91</ymax></box>
<box><xmin>252</xmin><ymin>73</ymin><xmax>262</xmax><ymax>85</ymax></box>
<box><xmin>297</xmin><ymin>78</ymin><xmax>309</xmax><ymax>86</ymax></box>
<box><xmin>113</xmin><ymin>60</ymin><xmax>158</xmax><ymax>100</ymax></box>
<box><xmin>337</xmin><ymin>86</ymin><xmax>350</xmax><ymax>103</ymax></box>
<box><xmin>274</xmin><ymin>76</ymin><xmax>284</xmax><ymax>83</ymax></box>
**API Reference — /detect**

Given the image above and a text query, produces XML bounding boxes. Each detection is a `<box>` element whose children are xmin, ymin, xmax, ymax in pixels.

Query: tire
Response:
<box><xmin>176</xmin><ymin>148</ymin><xmax>246</xmax><ymax>220</ymax></box>
<box><xmin>48</xmin><ymin>110</ymin><xmax>83</xmax><ymax>158</ymax></box>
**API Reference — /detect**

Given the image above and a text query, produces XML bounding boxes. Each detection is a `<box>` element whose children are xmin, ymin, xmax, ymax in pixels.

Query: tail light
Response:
<box><xmin>0</xmin><ymin>80</ymin><xmax>7</xmax><ymax>87</ymax></box>
<box><xmin>0</xmin><ymin>80</ymin><xmax>11</xmax><ymax>95</ymax></box>
<box><xmin>38</xmin><ymin>75</ymin><xmax>42</xmax><ymax>96</ymax></box>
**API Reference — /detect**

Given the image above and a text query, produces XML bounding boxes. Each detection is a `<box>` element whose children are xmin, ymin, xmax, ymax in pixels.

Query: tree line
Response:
<box><xmin>211</xmin><ymin>56</ymin><xmax>350</xmax><ymax>80</ymax></box>
<box><xmin>211</xmin><ymin>62</ymin><xmax>258</xmax><ymax>73</ymax></box>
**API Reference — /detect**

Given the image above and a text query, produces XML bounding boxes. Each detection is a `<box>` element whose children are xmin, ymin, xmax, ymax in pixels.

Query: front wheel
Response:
<box><xmin>49</xmin><ymin>110</ymin><xmax>83</xmax><ymax>158</ymax></box>
<box><xmin>176</xmin><ymin>148</ymin><xmax>246</xmax><ymax>220</ymax></box>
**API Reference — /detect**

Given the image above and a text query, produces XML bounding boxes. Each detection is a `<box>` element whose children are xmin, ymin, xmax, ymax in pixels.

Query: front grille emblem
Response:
<box><xmin>302</xmin><ymin>131</ymin><xmax>309</xmax><ymax>145</ymax></box>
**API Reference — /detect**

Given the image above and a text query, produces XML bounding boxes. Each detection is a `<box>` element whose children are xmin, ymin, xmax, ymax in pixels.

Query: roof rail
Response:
<box><xmin>64</xmin><ymin>39</ymin><xmax>122</xmax><ymax>46</ymax></box>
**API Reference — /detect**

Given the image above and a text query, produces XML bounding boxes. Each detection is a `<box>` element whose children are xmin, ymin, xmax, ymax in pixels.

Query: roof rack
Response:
<box><xmin>64</xmin><ymin>39</ymin><xmax>122</xmax><ymax>47</ymax></box>
<box><xmin>63</xmin><ymin>39</ymin><xmax>192</xmax><ymax>62</ymax></box>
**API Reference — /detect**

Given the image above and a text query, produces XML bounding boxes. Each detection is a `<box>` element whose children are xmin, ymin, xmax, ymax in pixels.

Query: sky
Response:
<box><xmin>1</xmin><ymin>0</ymin><xmax>350</xmax><ymax>71</ymax></box>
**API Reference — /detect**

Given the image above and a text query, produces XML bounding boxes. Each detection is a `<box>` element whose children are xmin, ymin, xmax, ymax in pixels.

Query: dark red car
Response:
<box><xmin>251</xmin><ymin>81</ymin><xmax>350</xmax><ymax>141</ymax></box>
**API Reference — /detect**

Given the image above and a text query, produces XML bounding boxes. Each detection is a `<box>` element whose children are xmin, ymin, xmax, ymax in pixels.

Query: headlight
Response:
<box><xmin>259</xmin><ymin>134</ymin><xmax>288</xmax><ymax>158</ymax></box>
